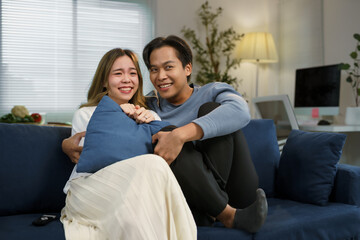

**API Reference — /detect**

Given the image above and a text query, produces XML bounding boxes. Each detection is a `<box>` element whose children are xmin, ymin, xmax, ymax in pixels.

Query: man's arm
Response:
<box><xmin>152</xmin><ymin>122</ymin><xmax>203</xmax><ymax>165</ymax></box>
<box><xmin>62</xmin><ymin>131</ymin><xmax>86</xmax><ymax>163</ymax></box>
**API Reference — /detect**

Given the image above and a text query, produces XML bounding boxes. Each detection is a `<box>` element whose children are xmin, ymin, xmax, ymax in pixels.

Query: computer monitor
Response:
<box><xmin>253</xmin><ymin>94</ymin><xmax>299</xmax><ymax>140</ymax></box>
<box><xmin>294</xmin><ymin>64</ymin><xmax>341</xmax><ymax>117</ymax></box>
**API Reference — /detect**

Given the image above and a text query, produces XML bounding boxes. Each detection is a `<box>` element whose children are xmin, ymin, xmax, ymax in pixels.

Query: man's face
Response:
<box><xmin>149</xmin><ymin>46</ymin><xmax>192</xmax><ymax>105</ymax></box>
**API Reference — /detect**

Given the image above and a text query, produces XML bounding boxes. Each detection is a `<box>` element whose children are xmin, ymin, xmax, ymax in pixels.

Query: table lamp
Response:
<box><xmin>237</xmin><ymin>32</ymin><xmax>278</xmax><ymax>97</ymax></box>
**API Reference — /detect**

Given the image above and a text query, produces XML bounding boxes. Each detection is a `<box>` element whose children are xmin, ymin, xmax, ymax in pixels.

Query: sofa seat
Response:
<box><xmin>254</xmin><ymin>198</ymin><xmax>360</xmax><ymax>240</ymax></box>
<box><xmin>197</xmin><ymin>224</ymin><xmax>252</xmax><ymax>240</ymax></box>
<box><xmin>0</xmin><ymin>213</ymin><xmax>64</xmax><ymax>240</ymax></box>
<box><xmin>2</xmin><ymin>121</ymin><xmax>360</xmax><ymax>240</ymax></box>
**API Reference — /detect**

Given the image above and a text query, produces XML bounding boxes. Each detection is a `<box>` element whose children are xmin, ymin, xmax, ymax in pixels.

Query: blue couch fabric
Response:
<box><xmin>276</xmin><ymin>130</ymin><xmax>346</xmax><ymax>206</ymax></box>
<box><xmin>0</xmin><ymin>213</ymin><xmax>64</xmax><ymax>240</ymax></box>
<box><xmin>242</xmin><ymin>119</ymin><xmax>280</xmax><ymax>197</ymax></box>
<box><xmin>254</xmin><ymin>198</ymin><xmax>360</xmax><ymax>240</ymax></box>
<box><xmin>1</xmin><ymin>120</ymin><xmax>360</xmax><ymax>240</ymax></box>
<box><xmin>0</xmin><ymin>123</ymin><xmax>73</xmax><ymax>216</ymax></box>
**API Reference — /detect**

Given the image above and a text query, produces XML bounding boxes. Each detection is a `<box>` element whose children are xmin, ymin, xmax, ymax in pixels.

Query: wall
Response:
<box><xmin>153</xmin><ymin>0</ymin><xmax>280</xmax><ymax>115</ymax></box>
<box><xmin>323</xmin><ymin>0</ymin><xmax>360</xmax><ymax>123</ymax></box>
<box><xmin>153</xmin><ymin>0</ymin><xmax>360</xmax><ymax>120</ymax></box>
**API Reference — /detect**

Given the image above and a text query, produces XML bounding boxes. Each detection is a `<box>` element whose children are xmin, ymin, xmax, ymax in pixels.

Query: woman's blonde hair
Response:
<box><xmin>81</xmin><ymin>48</ymin><xmax>147</xmax><ymax>108</ymax></box>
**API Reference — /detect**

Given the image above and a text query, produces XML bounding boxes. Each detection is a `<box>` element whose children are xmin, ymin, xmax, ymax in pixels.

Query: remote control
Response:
<box><xmin>32</xmin><ymin>214</ymin><xmax>56</xmax><ymax>226</ymax></box>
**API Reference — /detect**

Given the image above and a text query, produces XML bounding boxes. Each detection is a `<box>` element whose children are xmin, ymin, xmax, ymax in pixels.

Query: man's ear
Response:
<box><xmin>185</xmin><ymin>63</ymin><xmax>192</xmax><ymax>77</ymax></box>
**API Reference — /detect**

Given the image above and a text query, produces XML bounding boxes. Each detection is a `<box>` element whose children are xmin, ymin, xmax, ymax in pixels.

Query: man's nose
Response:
<box><xmin>158</xmin><ymin>69</ymin><xmax>167</xmax><ymax>80</ymax></box>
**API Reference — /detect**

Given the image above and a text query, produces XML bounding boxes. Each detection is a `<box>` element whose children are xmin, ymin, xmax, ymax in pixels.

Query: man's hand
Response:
<box><xmin>62</xmin><ymin>131</ymin><xmax>86</xmax><ymax>163</ymax></box>
<box><xmin>152</xmin><ymin>130</ymin><xmax>185</xmax><ymax>165</ymax></box>
<box><xmin>152</xmin><ymin>123</ymin><xmax>204</xmax><ymax>165</ymax></box>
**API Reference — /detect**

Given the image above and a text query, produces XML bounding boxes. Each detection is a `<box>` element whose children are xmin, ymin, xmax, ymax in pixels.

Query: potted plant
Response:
<box><xmin>340</xmin><ymin>33</ymin><xmax>360</xmax><ymax>125</ymax></box>
<box><xmin>181</xmin><ymin>1</ymin><xmax>246</xmax><ymax>97</ymax></box>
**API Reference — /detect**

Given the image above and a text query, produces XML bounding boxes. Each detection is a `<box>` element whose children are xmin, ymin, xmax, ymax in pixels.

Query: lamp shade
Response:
<box><xmin>238</xmin><ymin>32</ymin><xmax>278</xmax><ymax>63</ymax></box>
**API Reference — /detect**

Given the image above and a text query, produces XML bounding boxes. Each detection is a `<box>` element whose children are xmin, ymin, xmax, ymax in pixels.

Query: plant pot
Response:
<box><xmin>345</xmin><ymin>107</ymin><xmax>360</xmax><ymax>125</ymax></box>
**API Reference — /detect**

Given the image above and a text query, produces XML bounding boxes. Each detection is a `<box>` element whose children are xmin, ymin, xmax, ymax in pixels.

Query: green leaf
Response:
<box><xmin>358</xmin><ymin>88</ymin><xmax>360</xmax><ymax>96</ymax></box>
<box><xmin>340</xmin><ymin>63</ymin><xmax>351</xmax><ymax>70</ymax></box>
<box><xmin>354</xmin><ymin>33</ymin><xmax>360</xmax><ymax>41</ymax></box>
<box><xmin>357</xmin><ymin>45</ymin><xmax>360</xmax><ymax>51</ymax></box>
<box><xmin>346</xmin><ymin>76</ymin><xmax>353</xmax><ymax>83</ymax></box>
<box><xmin>350</xmin><ymin>51</ymin><xmax>358</xmax><ymax>59</ymax></box>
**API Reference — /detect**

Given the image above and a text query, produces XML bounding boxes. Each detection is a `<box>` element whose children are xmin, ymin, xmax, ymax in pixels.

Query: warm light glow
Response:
<box><xmin>237</xmin><ymin>32</ymin><xmax>278</xmax><ymax>63</ymax></box>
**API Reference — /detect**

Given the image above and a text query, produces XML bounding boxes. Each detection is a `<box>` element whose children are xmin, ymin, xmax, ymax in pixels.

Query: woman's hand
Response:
<box><xmin>134</xmin><ymin>106</ymin><xmax>155</xmax><ymax>123</ymax></box>
<box><xmin>120</xmin><ymin>104</ymin><xmax>154</xmax><ymax>123</ymax></box>
<box><xmin>120</xmin><ymin>103</ymin><xmax>137</xmax><ymax>118</ymax></box>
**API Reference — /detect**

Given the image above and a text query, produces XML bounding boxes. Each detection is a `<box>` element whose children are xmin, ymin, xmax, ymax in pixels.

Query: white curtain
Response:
<box><xmin>0</xmin><ymin>0</ymin><xmax>153</xmax><ymax>122</ymax></box>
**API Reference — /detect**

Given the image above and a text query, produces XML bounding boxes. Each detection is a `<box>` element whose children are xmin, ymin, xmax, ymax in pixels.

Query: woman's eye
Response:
<box><xmin>115</xmin><ymin>72</ymin><xmax>122</xmax><ymax>75</ymax></box>
<box><xmin>130</xmin><ymin>72</ymin><xmax>137</xmax><ymax>76</ymax></box>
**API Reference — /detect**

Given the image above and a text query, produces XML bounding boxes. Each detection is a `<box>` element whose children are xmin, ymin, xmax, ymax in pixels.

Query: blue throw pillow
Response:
<box><xmin>77</xmin><ymin>95</ymin><xmax>170</xmax><ymax>173</ymax></box>
<box><xmin>242</xmin><ymin>119</ymin><xmax>280</xmax><ymax>197</ymax></box>
<box><xmin>276</xmin><ymin>130</ymin><xmax>346</xmax><ymax>206</ymax></box>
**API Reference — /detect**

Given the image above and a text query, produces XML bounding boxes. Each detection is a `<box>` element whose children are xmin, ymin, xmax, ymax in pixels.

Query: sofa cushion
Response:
<box><xmin>0</xmin><ymin>213</ymin><xmax>65</xmax><ymax>240</ymax></box>
<box><xmin>0</xmin><ymin>123</ymin><xmax>73</xmax><ymax>216</ymax></box>
<box><xmin>77</xmin><ymin>95</ymin><xmax>170</xmax><ymax>173</ymax></box>
<box><xmin>331</xmin><ymin>164</ymin><xmax>360</xmax><ymax>206</ymax></box>
<box><xmin>242</xmin><ymin>119</ymin><xmax>280</xmax><ymax>197</ymax></box>
<box><xmin>253</xmin><ymin>198</ymin><xmax>360</xmax><ymax>240</ymax></box>
<box><xmin>197</xmin><ymin>223</ymin><xmax>252</xmax><ymax>240</ymax></box>
<box><xmin>276</xmin><ymin>130</ymin><xmax>346</xmax><ymax>206</ymax></box>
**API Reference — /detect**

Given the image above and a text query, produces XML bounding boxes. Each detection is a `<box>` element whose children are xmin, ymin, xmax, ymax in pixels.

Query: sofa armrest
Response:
<box><xmin>331</xmin><ymin>163</ymin><xmax>360</xmax><ymax>206</ymax></box>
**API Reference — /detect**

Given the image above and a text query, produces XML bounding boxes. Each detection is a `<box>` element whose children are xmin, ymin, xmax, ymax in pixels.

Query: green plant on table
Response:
<box><xmin>181</xmin><ymin>1</ymin><xmax>245</xmax><ymax>96</ymax></box>
<box><xmin>340</xmin><ymin>33</ymin><xmax>360</xmax><ymax>107</ymax></box>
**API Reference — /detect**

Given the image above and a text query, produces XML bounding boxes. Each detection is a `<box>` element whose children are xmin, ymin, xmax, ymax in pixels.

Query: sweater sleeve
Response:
<box><xmin>192</xmin><ymin>83</ymin><xmax>251</xmax><ymax>140</ymax></box>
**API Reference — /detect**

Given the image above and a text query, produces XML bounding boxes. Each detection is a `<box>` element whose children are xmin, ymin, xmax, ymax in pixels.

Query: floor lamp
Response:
<box><xmin>237</xmin><ymin>32</ymin><xmax>278</xmax><ymax>97</ymax></box>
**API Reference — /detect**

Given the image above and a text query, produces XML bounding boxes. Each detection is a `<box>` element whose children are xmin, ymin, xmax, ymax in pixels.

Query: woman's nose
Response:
<box><xmin>121</xmin><ymin>74</ymin><xmax>131</xmax><ymax>83</ymax></box>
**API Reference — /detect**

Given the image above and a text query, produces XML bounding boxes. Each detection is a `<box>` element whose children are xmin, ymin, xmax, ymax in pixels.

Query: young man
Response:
<box><xmin>62</xmin><ymin>35</ymin><xmax>268</xmax><ymax>233</ymax></box>
<box><xmin>142</xmin><ymin>35</ymin><xmax>267</xmax><ymax>232</ymax></box>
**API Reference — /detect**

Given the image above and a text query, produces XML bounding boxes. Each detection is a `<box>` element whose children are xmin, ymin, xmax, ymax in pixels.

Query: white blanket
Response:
<box><xmin>61</xmin><ymin>154</ymin><xmax>197</xmax><ymax>240</ymax></box>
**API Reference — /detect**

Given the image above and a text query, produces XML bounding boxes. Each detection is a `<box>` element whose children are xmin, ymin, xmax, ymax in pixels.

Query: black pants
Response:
<box><xmin>162</xmin><ymin>102</ymin><xmax>259</xmax><ymax>226</ymax></box>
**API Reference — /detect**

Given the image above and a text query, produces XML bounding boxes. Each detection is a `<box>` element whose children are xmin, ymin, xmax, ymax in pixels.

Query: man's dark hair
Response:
<box><xmin>143</xmin><ymin>35</ymin><xmax>193</xmax><ymax>81</ymax></box>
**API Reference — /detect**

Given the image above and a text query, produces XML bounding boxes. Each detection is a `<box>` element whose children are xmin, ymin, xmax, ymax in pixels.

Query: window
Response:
<box><xmin>0</xmin><ymin>0</ymin><xmax>153</xmax><ymax>122</ymax></box>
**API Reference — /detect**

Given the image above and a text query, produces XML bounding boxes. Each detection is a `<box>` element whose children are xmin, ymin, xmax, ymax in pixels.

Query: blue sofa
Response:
<box><xmin>1</xmin><ymin>119</ymin><xmax>360</xmax><ymax>240</ymax></box>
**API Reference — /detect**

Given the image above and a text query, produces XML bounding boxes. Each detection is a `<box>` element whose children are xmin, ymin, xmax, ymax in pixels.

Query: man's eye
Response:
<box><xmin>165</xmin><ymin>65</ymin><xmax>173</xmax><ymax>70</ymax></box>
<box><xmin>150</xmin><ymin>68</ymin><xmax>158</xmax><ymax>73</ymax></box>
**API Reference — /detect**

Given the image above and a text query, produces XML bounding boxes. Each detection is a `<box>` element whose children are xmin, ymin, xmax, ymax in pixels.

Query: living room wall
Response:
<box><xmin>323</xmin><ymin>0</ymin><xmax>360</xmax><ymax>122</ymax></box>
<box><xmin>153</xmin><ymin>0</ymin><xmax>360</xmax><ymax>121</ymax></box>
<box><xmin>153</xmin><ymin>0</ymin><xmax>279</xmax><ymax>112</ymax></box>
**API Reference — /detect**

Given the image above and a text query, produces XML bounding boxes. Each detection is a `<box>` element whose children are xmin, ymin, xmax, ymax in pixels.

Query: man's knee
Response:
<box><xmin>198</xmin><ymin>102</ymin><xmax>220</xmax><ymax>118</ymax></box>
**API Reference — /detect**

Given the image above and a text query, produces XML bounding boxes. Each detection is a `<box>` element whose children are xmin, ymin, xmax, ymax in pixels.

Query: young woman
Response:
<box><xmin>60</xmin><ymin>48</ymin><xmax>196</xmax><ymax>240</ymax></box>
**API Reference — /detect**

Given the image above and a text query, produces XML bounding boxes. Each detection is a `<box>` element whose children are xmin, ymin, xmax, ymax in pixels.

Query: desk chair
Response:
<box><xmin>252</xmin><ymin>94</ymin><xmax>299</xmax><ymax>153</ymax></box>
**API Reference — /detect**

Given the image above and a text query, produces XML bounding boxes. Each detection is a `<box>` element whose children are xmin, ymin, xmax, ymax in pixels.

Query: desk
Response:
<box><xmin>300</xmin><ymin>124</ymin><xmax>360</xmax><ymax>132</ymax></box>
<box><xmin>299</xmin><ymin>124</ymin><xmax>360</xmax><ymax>166</ymax></box>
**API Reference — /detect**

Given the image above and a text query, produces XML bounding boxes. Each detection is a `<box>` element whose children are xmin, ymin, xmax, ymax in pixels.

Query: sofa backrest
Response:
<box><xmin>242</xmin><ymin>119</ymin><xmax>280</xmax><ymax>197</ymax></box>
<box><xmin>0</xmin><ymin>123</ymin><xmax>73</xmax><ymax>216</ymax></box>
<box><xmin>0</xmin><ymin>119</ymin><xmax>279</xmax><ymax>216</ymax></box>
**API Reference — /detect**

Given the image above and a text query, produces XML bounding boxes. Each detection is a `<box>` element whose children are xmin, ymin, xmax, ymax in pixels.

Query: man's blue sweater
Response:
<box><xmin>146</xmin><ymin>82</ymin><xmax>251</xmax><ymax>140</ymax></box>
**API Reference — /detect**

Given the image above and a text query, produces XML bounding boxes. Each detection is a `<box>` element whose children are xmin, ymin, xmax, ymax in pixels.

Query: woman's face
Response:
<box><xmin>107</xmin><ymin>55</ymin><xmax>139</xmax><ymax>105</ymax></box>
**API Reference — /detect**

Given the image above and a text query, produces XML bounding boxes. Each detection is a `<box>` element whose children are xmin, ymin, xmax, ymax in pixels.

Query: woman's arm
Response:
<box><xmin>62</xmin><ymin>107</ymin><xmax>95</xmax><ymax>163</ymax></box>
